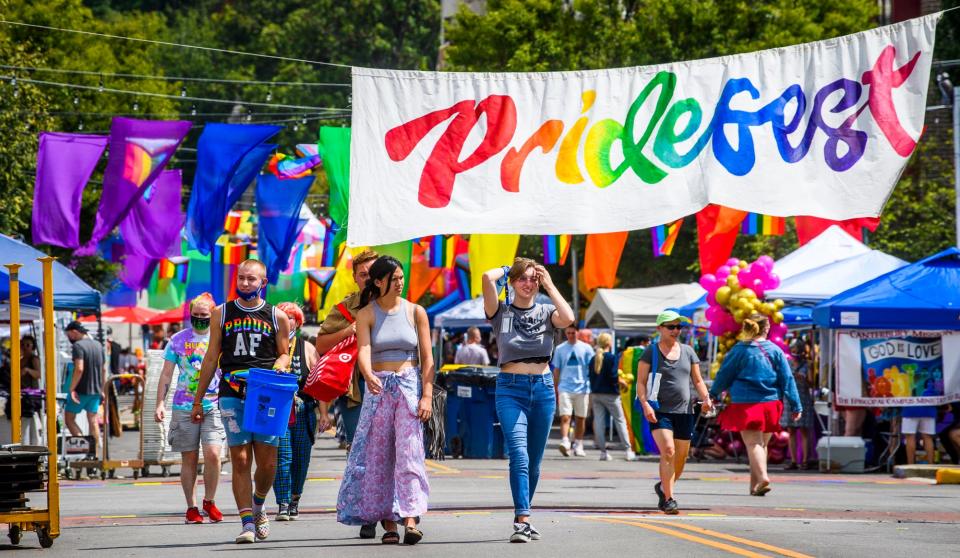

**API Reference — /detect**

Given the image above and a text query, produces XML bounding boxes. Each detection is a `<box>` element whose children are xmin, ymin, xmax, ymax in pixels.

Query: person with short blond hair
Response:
<box><xmin>192</xmin><ymin>259</ymin><xmax>291</xmax><ymax>544</ymax></box>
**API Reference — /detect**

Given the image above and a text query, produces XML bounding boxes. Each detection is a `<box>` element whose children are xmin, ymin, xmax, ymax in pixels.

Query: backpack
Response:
<box><xmin>303</xmin><ymin>303</ymin><xmax>357</xmax><ymax>403</ymax></box>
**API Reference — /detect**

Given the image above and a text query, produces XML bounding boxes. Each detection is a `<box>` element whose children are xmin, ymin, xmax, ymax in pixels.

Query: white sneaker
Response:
<box><xmin>559</xmin><ymin>438</ymin><xmax>571</xmax><ymax>457</ymax></box>
<box><xmin>573</xmin><ymin>442</ymin><xmax>586</xmax><ymax>457</ymax></box>
<box><xmin>235</xmin><ymin>527</ymin><xmax>255</xmax><ymax>544</ymax></box>
<box><xmin>510</xmin><ymin>522</ymin><xmax>531</xmax><ymax>543</ymax></box>
<box><xmin>599</xmin><ymin>450</ymin><xmax>612</xmax><ymax>461</ymax></box>
<box><xmin>625</xmin><ymin>449</ymin><xmax>638</xmax><ymax>461</ymax></box>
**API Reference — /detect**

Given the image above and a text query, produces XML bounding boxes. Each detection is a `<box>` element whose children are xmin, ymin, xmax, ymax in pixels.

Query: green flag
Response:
<box><xmin>318</xmin><ymin>126</ymin><xmax>351</xmax><ymax>245</ymax></box>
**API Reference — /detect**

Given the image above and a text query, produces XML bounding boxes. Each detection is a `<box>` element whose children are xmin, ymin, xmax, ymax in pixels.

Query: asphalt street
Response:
<box><xmin>5</xmin><ymin>431</ymin><xmax>959</xmax><ymax>557</ymax></box>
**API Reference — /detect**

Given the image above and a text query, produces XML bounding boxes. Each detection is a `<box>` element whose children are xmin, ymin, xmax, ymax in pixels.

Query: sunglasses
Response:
<box><xmin>661</xmin><ymin>324</ymin><xmax>685</xmax><ymax>331</ymax></box>
<box><xmin>515</xmin><ymin>276</ymin><xmax>539</xmax><ymax>284</ymax></box>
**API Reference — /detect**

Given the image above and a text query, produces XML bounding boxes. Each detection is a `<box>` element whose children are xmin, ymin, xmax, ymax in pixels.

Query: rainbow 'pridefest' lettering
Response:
<box><xmin>385</xmin><ymin>45</ymin><xmax>920</xmax><ymax>210</ymax></box>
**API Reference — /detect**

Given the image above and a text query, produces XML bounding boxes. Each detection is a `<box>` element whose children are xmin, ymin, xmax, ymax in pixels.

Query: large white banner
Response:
<box><xmin>836</xmin><ymin>330</ymin><xmax>960</xmax><ymax>407</ymax></box>
<box><xmin>348</xmin><ymin>15</ymin><xmax>939</xmax><ymax>246</ymax></box>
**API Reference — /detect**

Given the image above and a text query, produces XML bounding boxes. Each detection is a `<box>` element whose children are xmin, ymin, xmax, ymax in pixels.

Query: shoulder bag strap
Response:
<box><xmin>336</xmin><ymin>302</ymin><xmax>355</xmax><ymax>324</ymax></box>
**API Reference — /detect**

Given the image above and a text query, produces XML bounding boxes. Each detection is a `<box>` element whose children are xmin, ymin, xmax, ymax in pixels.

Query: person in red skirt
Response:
<box><xmin>709</xmin><ymin>314</ymin><xmax>801</xmax><ymax>496</ymax></box>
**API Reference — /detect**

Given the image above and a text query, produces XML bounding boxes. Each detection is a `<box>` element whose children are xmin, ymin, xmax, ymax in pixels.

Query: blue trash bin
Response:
<box><xmin>238</xmin><ymin>368</ymin><xmax>299</xmax><ymax>437</ymax></box>
<box><xmin>442</xmin><ymin>366</ymin><xmax>504</xmax><ymax>458</ymax></box>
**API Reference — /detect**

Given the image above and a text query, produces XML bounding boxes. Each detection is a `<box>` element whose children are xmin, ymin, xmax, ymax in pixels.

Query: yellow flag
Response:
<box><xmin>468</xmin><ymin>234</ymin><xmax>520</xmax><ymax>298</ymax></box>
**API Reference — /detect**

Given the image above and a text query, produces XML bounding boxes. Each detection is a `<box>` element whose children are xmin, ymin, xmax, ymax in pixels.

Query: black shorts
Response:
<box><xmin>649</xmin><ymin>410</ymin><xmax>695</xmax><ymax>440</ymax></box>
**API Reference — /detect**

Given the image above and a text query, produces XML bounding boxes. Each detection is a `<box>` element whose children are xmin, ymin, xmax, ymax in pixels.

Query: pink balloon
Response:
<box><xmin>709</xmin><ymin>322</ymin><xmax>726</xmax><ymax>336</ymax></box>
<box><xmin>726</xmin><ymin>258</ymin><xmax>740</xmax><ymax>267</ymax></box>
<box><xmin>757</xmin><ymin>255</ymin><xmax>775</xmax><ymax>270</ymax></box>
<box><xmin>716</xmin><ymin>265</ymin><xmax>731</xmax><ymax>278</ymax></box>
<box><xmin>700</xmin><ymin>273</ymin><xmax>717</xmax><ymax>289</ymax></box>
<box><xmin>767</xmin><ymin>273</ymin><xmax>781</xmax><ymax>289</ymax></box>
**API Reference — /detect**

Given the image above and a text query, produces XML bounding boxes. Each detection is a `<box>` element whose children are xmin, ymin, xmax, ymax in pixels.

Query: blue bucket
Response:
<box><xmin>240</xmin><ymin>368</ymin><xmax>299</xmax><ymax>437</ymax></box>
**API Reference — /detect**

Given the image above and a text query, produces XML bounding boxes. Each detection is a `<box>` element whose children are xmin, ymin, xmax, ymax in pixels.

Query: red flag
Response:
<box><xmin>584</xmin><ymin>232</ymin><xmax>628</xmax><ymax>290</ymax></box>
<box><xmin>794</xmin><ymin>216</ymin><xmax>881</xmax><ymax>245</ymax></box>
<box><xmin>696</xmin><ymin>205</ymin><xmax>748</xmax><ymax>274</ymax></box>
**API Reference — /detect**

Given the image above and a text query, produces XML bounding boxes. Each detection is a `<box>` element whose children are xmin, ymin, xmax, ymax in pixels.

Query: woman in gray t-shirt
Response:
<box><xmin>636</xmin><ymin>310</ymin><xmax>712</xmax><ymax>515</ymax></box>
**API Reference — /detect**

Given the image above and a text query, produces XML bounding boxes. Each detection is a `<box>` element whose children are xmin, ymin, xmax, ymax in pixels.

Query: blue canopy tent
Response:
<box><xmin>812</xmin><ymin>247</ymin><xmax>960</xmax><ymax>330</ymax></box>
<box><xmin>0</xmin><ymin>234</ymin><xmax>101</xmax><ymax>311</ymax></box>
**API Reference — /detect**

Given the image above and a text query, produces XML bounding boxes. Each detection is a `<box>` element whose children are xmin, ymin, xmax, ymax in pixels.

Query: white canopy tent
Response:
<box><xmin>767</xmin><ymin>249</ymin><xmax>908</xmax><ymax>304</ymax></box>
<box><xmin>773</xmin><ymin>225</ymin><xmax>872</xmax><ymax>281</ymax></box>
<box><xmin>584</xmin><ymin>283</ymin><xmax>706</xmax><ymax>332</ymax></box>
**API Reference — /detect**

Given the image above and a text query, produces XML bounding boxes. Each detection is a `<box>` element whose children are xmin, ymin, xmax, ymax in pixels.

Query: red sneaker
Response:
<box><xmin>185</xmin><ymin>507</ymin><xmax>203</xmax><ymax>524</ymax></box>
<box><xmin>203</xmin><ymin>500</ymin><xmax>223</xmax><ymax>523</ymax></box>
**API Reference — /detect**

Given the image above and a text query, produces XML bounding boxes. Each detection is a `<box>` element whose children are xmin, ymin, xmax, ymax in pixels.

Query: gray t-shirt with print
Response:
<box><xmin>488</xmin><ymin>302</ymin><xmax>557</xmax><ymax>365</ymax></box>
<box><xmin>640</xmin><ymin>343</ymin><xmax>699</xmax><ymax>414</ymax></box>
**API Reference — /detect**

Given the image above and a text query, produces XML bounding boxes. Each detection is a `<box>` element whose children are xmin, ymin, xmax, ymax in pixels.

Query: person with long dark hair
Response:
<box><xmin>336</xmin><ymin>256</ymin><xmax>435</xmax><ymax>545</ymax></box>
<box><xmin>482</xmin><ymin>257</ymin><xmax>575</xmax><ymax>543</ymax></box>
<box><xmin>710</xmin><ymin>314</ymin><xmax>801</xmax><ymax>497</ymax></box>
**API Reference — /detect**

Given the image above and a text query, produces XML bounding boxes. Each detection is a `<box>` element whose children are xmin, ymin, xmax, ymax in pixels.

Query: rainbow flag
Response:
<box><xmin>740</xmin><ymin>213</ymin><xmax>785</xmax><ymax>235</ymax></box>
<box><xmin>542</xmin><ymin>234</ymin><xmax>572</xmax><ymax>265</ymax></box>
<box><xmin>651</xmin><ymin>219</ymin><xmax>683</xmax><ymax>257</ymax></box>
<box><xmin>428</xmin><ymin>235</ymin><xmax>448</xmax><ymax>268</ymax></box>
<box><xmin>157</xmin><ymin>257</ymin><xmax>189</xmax><ymax>282</ymax></box>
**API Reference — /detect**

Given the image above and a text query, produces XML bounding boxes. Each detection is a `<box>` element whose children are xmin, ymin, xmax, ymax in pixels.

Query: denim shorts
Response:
<box><xmin>649</xmin><ymin>410</ymin><xmax>695</xmax><ymax>440</ymax></box>
<box><xmin>218</xmin><ymin>396</ymin><xmax>280</xmax><ymax>448</ymax></box>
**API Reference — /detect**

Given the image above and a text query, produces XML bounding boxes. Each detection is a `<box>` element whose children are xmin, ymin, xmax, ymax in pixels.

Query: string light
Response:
<box><xmin>266</xmin><ymin>88</ymin><xmax>272</xmax><ymax>102</ymax></box>
<box><xmin>98</xmin><ymin>74</ymin><xmax>104</xmax><ymax>92</ymax></box>
<box><xmin>245</xmin><ymin>111</ymin><xmax>252</xmax><ymax>122</ymax></box>
<box><xmin>77</xmin><ymin>120</ymin><xmax>84</xmax><ymax>131</ymax></box>
<box><xmin>73</xmin><ymin>95</ymin><xmax>79</xmax><ymax>105</ymax></box>
<box><xmin>190</xmin><ymin>104</ymin><xmax>197</xmax><ymax>116</ymax></box>
<box><xmin>180</xmin><ymin>85</ymin><xmax>187</xmax><ymax>97</ymax></box>
<box><xmin>132</xmin><ymin>100</ymin><xmax>139</xmax><ymax>112</ymax></box>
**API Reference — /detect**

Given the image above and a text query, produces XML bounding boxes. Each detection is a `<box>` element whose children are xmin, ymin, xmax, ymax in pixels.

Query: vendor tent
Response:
<box><xmin>773</xmin><ymin>225</ymin><xmax>871</xmax><ymax>281</ymax></box>
<box><xmin>0</xmin><ymin>234</ymin><xmax>101</xmax><ymax>310</ymax></box>
<box><xmin>812</xmin><ymin>247</ymin><xmax>960</xmax><ymax>330</ymax></box>
<box><xmin>767</xmin><ymin>250</ymin><xmax>907</xmax><ymax>305</ymax></box>
<box><xmin>435</xmin><ymin>294</ymin><xmax>553</xmax><ymax>329</ymax></box>
<box><xmin>585</xmin><ymin>283</ymin><xmax>705</xmax><ymax>331</ymax></box>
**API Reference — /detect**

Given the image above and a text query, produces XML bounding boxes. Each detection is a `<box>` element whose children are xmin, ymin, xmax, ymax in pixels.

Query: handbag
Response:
<box><xmin>303</xmin><ymin>302</ymin><xmax>357</xmax><ymax>403</ymax></box>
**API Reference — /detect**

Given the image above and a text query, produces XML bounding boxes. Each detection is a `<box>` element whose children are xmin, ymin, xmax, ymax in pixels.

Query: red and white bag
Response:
<box><xmin>303</xmin><ymin>303</ymin><xmax>357</xmax><ymax>403</ymax></box>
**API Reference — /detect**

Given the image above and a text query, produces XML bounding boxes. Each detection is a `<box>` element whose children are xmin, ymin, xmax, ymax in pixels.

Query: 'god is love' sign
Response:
<box><xmin>348</xmin><ymin>14</ymin><xmax>939</xmax><ymax>246</ymax></box>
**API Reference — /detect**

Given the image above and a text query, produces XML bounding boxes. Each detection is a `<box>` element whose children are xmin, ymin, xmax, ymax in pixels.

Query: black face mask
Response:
<box><xmin>191</xmin><ymin>316</ymin><xmax>211</xmax><ymax>331</ymax></box>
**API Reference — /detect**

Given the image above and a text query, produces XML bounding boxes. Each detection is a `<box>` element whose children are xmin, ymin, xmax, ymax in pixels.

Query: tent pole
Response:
<box><xmin>570</xmin><ymin>243</ymin><xmax>580</xmax><ymax>325</ymax></box>
<box><xmin>954</xmin><ymin>86</ymin><xmax>959</xmax><ymax>248</ymax></box>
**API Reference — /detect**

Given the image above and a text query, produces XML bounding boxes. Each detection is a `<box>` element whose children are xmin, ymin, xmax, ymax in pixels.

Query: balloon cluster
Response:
<box><xmin>702</xmin><ymin>431</ymin><xmax>790</xmax><ymax>464</ymax></box>
<box><xmin>699</xmin><ymin>256</ymin><xmax>789</xmax><ymax>375</ymax></box>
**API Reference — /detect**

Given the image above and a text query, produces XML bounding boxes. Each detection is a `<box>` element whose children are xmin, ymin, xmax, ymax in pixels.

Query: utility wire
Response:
<box><xmin>0</xmin><ymin>64</ymin><xmax>350</xmax><ymax>87</ymax></box>
<box><xmin>0</xmin><ymin>19</ymin><xmax>353</xmax><ymax>70</ymax></box>
<box><xmin>2</xmin><ymin>75</ymin><xmax>350</xmax><ymax>112</ymax></box>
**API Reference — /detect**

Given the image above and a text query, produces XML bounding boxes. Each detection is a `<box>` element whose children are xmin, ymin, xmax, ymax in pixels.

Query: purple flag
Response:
<box><xmin>80</xmin><ymin>117</ymin><xmax>192</xmax><ymax>254</ymax></box>
<box><xmin>32</xmin><ymin>132</ymin><xmax>109</xmax><ymax>248</ymax></box>
<box><xmin>120</xmin><ymin>169</ymin><xmax>184</xmax><ymax>259</ymax></box>
<box><xmin>118</xmin><ymin>246</ymin><xmax>159</xmax><ymax>290</ymax></box>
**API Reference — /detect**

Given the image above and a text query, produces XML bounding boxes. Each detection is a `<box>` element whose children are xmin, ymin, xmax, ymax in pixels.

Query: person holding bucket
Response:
<box><xmin>192</xmin><ymin>260</ymin><xmax>291</xmax><ymax>544</ymax></box>
<box><xmin>482</xmin><ymin>258</ymin><xmax>575</xmax><ymax>543</ymax></box>
<box><xmin>336</xmin><ymin>256</ymin><xmax>435</xmax><ymax>546</ymax></box>
<box><xmin>636</xmin><ymin>310</ymin><xmax>712</xmax><ymax>515</ymax></box>
<box><xmin>272</xmin><ymin>302</ymin><xmax>328</xmax><ymax>521</ymax></box>
<box><xmin>154</xmin><ymin>292</ymin><xmax>225</xmax><ymax>524</ymax></box>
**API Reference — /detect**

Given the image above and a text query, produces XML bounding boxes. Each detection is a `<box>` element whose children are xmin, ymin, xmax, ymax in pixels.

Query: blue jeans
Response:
<box><xmin>495</xmin><ymin>372</ymin><xmax>556</xmax><ymax>517</ymax></box>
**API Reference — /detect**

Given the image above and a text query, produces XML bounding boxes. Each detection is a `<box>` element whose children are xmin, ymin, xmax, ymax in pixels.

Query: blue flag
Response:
<box><xmin>256</xmin><ymin>174</ymin><xmax>314</xmax><ymax>284</ymax></box>
<box><xmin>186</xmin><ymin>123</ymin><xmax>281</xmax><ymax>255</ymax></box>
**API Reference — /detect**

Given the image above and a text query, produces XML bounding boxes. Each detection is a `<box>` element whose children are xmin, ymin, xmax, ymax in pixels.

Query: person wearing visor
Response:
<box><xmin>636</xmin><ymin>310</ymin><xmax>712</xmax><ymax>515</ymax></box>
<box><xmin>192</xmin><ymin>260</ymin><xmax>291</xmax><ymax>544</ymax></box>
<box><xmin>155</xmin><ymin>292</ymin><xmax>225</xmax><ymax>525</ymax></box>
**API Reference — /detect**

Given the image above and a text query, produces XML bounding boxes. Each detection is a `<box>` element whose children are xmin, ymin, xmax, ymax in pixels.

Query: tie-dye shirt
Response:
<box><xmin>163</xmin><ymin>329</ymin><xmax>220</xmax><ymax>412</ymax></box>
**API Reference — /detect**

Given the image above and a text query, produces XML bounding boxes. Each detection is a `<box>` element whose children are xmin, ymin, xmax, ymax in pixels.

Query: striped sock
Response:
<box><xmin>239</xmin><ymin>508</ymin><xmax>254</xmax><ymax>528</ymax></box>
<box><xmin>252</xmin><ymin>490</ymin><xmax>268</xmax><ymax>516</ymax></box>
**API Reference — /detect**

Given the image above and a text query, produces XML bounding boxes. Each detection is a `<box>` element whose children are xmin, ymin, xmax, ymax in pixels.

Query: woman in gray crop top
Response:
<box><xmin>481</xmin><ymin>257</ymin><xmax>574</xmax><ymax>543</ymax></box>
<box><xmin>336</xmin><ymin>256</ymin><xmax>435</xmax><ymax>546</ymax></box>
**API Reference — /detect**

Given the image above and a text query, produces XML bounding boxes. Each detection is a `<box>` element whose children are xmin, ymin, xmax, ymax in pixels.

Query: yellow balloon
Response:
<box><xmin>740</xmin><ymin>288</ymin><xmax>756</xmax><ymax>300</ymax></box>
<box><xmin>715</xmin><ymin>286</ymin><xmax>731</xmax><ymax>305</ymax></box>
<box><xmin>738</xmin><ymin>260</ymin><xmax>748</xmax><ymax>269</ymax></box>
<box><xmin>773</xmin><ymin>311</ymin><xmax>784</xmax><ymax>324</ymax></box>
<box><xmin>761</xmin><ymin>302</ymin><xmax>774</xmax><ymax>315</ymax></box>
<box><xmin>729</xmin><ymin>266</ymin><xmax>740</xmax><ymax>275</ymax></box>
<box><xmin>726</xmin><ymin>275</ymin><xmax>739</xmax><ymax>288</ymax></box>
<box><xmin>774</xmin><ymin>299</ymin><xmax>785</xmax><ymax>310</ymax></box>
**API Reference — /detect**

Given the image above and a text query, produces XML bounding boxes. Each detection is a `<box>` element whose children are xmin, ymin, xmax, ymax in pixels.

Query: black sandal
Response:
<box><xmin>382</xmin><ymin>531</ymin><xmax>400</xmax><ymax>544</ymax></box>
<box><xmin>403</xmin><ymin>527</ymin><xmax>423</xmax><ymax>545</ymax></box>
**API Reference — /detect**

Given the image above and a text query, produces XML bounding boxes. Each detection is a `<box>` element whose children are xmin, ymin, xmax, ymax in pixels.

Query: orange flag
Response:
<box><xmin>794</xmin><ymin>216</ymin><xmax>881</xmax><ymax>245</ymax></box>
<box><xmin>696</xmin><ymin>205</ymin><xmax>748</xmax><ymax>274</ymax></box>
<box><xmin>409</xmin><ymin>240</ymin><xmax>443</xmax><ymax>303</ymax></box>
<box><xmin>584</xmin><ymin>231</ymin><xmax>629</xmax><ymax>290</ymax></box>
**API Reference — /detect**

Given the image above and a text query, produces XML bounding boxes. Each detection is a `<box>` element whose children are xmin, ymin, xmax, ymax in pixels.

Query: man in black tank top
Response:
<box><xmin>192</xmin><ymin>260</ymin><xmax>291</xmax><ymax>544</ymax></box>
